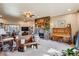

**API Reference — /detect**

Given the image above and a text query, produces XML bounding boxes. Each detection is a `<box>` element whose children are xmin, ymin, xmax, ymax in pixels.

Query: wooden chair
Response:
<box><xmin>0</xmin><ymin>42</ymin><xmax>3</xmax><ymax>51</ymax></box>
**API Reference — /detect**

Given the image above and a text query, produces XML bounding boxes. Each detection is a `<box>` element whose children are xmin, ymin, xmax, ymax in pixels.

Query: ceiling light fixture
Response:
<box><xmin>23</xmin><ymin>11</ymin><xmax>34</xmax><ymax>17</ymax></box>
<box><xmin>23</xmin><ymin>11</ymin><xmax>35</xmax><ymax>22</ymax></box>
<box><xmin>67</xmin><ymin>9</ymin><xmax>71</xmax><ymax>11</ymax></box>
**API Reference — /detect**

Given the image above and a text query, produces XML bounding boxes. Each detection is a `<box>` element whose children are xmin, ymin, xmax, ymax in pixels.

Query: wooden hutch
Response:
<box><xmin>50</xmin><ymin>24</ymin><xmax>72</xmax><ymax>44</ymax></box>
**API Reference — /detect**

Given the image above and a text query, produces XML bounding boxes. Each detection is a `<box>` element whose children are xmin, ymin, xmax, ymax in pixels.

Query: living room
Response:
<box><xmin>0</xmin><ymin>3</ymin><xmax>79</xmax><ymax>56</ymax></box>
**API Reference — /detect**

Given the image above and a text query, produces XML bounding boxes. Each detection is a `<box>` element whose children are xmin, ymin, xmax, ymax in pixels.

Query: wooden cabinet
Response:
<box><xmin>51</xmin><ymin>24</ymin><xmax>72</xmax><ymax>44</ymax></box>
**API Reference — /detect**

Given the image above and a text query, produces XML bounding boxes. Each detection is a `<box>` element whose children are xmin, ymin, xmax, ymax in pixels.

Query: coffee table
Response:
<box><xmin>24</xmin><ymin>42</ymin><xmax>39</xmax><ymax>49</ymax></box>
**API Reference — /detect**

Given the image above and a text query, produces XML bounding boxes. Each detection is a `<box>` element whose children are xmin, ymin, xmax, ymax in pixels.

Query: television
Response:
<box><xmin>21</xmin><ymin>27</ymin><xmax>29</xmax><ymax>31</ymax></box>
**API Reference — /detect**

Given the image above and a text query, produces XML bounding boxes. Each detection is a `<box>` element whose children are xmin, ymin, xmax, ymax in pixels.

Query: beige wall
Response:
<box><xmin>77</xmin><ymin>13</ymin><xmax>79</xmax><ymax>30</ymax></box>
<box><xmin>3</xmin><ymin>12</ymin><xmax>79</xmax><ymax>36</ymax></box>
<box><xmin>50</xmin><ymin>13</ymin><xmax>79</xmax><ymax>36</ymax></box>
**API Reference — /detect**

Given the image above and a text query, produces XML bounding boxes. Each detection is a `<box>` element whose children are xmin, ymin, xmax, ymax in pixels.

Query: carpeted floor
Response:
<box><xmin>0</xmin><ymin>52</ymin><xmax>6</xmax><ymax>56</ymax></box>
<box><xmin>4</xmin><ymin>37</ymin><xmax>70</xmax><ymax>56</ymax></box>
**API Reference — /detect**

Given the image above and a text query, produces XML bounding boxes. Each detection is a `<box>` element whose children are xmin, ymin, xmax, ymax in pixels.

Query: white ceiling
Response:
<box><xmin>0</xmin><ymin>3</ymin><xmax>79</xmax><ymax>19</ymax></box>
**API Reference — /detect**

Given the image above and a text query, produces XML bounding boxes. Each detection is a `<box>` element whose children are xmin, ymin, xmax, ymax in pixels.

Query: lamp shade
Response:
<box><xmin>0</xmin><ymin>19</ymin><xmax>3</xmax><ymax>23</ymax></box>
<box><xmin>0</xmin><ymin>15</ymin><xmax>3</xmax><ymax>23</ymax></box>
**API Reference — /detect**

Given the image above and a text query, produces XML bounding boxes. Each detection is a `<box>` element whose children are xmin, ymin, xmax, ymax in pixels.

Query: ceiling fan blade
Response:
<box><xmin>30</xmin><ymin>15</ymin><xmax>35</xmax><ymax>17</ymax></box>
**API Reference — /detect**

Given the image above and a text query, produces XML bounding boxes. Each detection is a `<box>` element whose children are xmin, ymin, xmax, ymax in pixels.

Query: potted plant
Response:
<box><xmin>75</xmin><ymin>51</ymin><xmax>79</xmax><ymax>56</ymax></box>
<box><xmin>62</xmin><ymin>48</ymin><xmax>75</xmax><ymax>56</ymax></box>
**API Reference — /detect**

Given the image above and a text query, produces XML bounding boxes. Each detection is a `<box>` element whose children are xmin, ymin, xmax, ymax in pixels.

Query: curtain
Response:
<box><xmin>75</xmin><ymin>32</ymin><xmax>79</xmax><ymax>49</ymax></box>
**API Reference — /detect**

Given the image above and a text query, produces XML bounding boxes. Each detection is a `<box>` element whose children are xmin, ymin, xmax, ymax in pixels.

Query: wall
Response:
<box><xmin>3</xmin><ymin>12</ymin><xmax>79</xmax><ymax>36</ymax></box>
<box><xmin>77</xmin><ymin>13</ymin><xmax>79</xmax><ymax>30</ymax></box>
<box><xmin>18</xmin><ymin>21</ymin><xmax>35</xmax><ymax>27</ymax></box>
<box><xmin>50</xmin><ymin>13</ymin><xmax>79</xmax><ymax>36</ymax></box>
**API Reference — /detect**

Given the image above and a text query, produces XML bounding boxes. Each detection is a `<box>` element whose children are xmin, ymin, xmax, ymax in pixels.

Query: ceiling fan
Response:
<box><xmin>23</xmin><ymin>11</ymin><xmax>35</xmax><ymax>22</ymax></box>
<box><xmin>23</xmin><ymin>11</ymin><xmax>35</xmax><ymax>17</ymax></box>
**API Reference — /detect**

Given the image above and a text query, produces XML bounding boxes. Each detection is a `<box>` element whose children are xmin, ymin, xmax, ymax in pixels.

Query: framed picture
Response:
<box><xmin>54</xmin><ymin>20</ymin><xmax>66</xmax><ymax>28</ymax></box>
<box><xmin>35</xmin><ymin>16</ymin><xmax>50</xmax><ymax>31</ymax></box>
